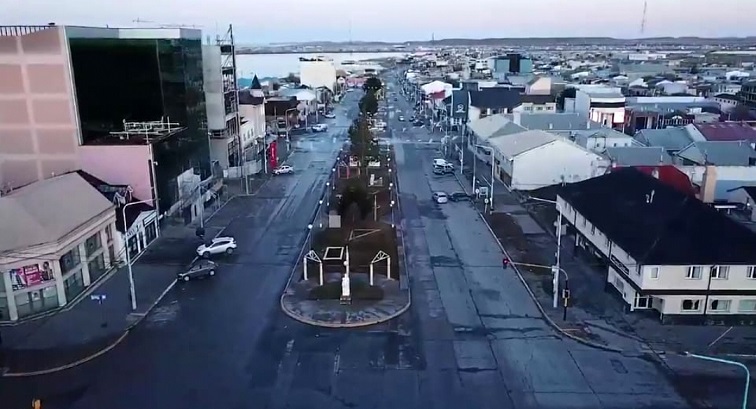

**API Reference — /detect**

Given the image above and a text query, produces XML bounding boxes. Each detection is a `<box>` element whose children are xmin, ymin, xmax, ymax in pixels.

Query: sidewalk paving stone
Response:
<box><xmin>0</xmin><ymin>180</ymin><xmax>272</xmax><ymax>374</ymax></box>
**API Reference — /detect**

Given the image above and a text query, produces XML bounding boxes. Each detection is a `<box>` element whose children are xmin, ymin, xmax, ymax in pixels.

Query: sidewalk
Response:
<box><xmin>0</xmin><ymin>180</ymin><xmax>268</xmax><ymax>375</ymax></box>
<box><xmin>454</xmin><ymin>148</ymin><xmax>756</xmax><ymax>357</ymax></box>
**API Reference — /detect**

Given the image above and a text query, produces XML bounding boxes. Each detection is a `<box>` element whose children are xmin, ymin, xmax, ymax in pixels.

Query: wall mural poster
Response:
<box><xmin>9</xmin><ymin>262</ymin><xmax>54</xmax><ymax>291</ymax></box>
<box><xmin>269</xmin><ymin>140</ymin><xmax>278</xmax><ymax>170</ymax></box>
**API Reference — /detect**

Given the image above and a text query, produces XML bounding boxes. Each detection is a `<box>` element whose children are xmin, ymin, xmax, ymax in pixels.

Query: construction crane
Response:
<box><xmin>132</xmin><ymin>18</ymin><xmax>203</xmax><ymax>29</ymax></box>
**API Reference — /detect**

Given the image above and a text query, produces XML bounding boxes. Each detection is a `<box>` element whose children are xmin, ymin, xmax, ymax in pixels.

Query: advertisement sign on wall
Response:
<box><xmin>269</xmin><ymin>140</ymin><xmax>278</xmax><ymax>170</ymax></box>
<box><xmin>9</xmin><ymin>262</ymin><xmax>54</xmax><ymax>291</ymax></box>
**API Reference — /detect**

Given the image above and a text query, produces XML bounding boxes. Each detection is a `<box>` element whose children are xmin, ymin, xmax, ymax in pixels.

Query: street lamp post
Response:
<box><xmin>473</xmin><ymin>144</ymin><xmax>495</xmax><ymax>211</ymax></box>
<box><xmin>683</xmin><ymin>352</ymin><xmax>750</xmax><ymax>409</ymax></box>
<box><xmin>285</xmin><ymin>107</ymin><xmax>297</xmax><ymax>146</ymax></box>
<box><xmin>528</xmin><ymin>196</ymin><xmax>563</xmax><ymax>309</ymax></box>
<box><xmin>307</xmin><ymin>224</ymin><xmax>313</xmax><ymax>250</ymax></box>
<box><xmin>122</xmin><ymin>199</ymin><xmax>156</xmax><ymax>311</ymax></box>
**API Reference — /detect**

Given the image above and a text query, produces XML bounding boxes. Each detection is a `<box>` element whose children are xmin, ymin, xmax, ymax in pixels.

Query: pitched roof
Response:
<box><xmin>559</xmin><ymin>168</ymin><xmax>756</xmax><ymax>265</ymax></box>
<box><xmin>604</xmin><ymin>146</ymin><xmax>672</xmax><ymax>166</ymax></box>
<box><xmin>250</xmin><ymin>75</ymin><xmax>262</xmax><ymax>90</ymax></box>
<box><xmin>469</xmin><ymin>88</ymin><xmax>522</xmax><ymax>110</ymax></box>
<box><xmin>0</xmin><ymin>173</ymin><xmax>115</xmax><ymax>253</ymax></box>
<box><xmin>506</xmin><ymin>112</ymin><xmax>599</xmax><ymax>131</ymax></box>
<box><xmin>676</xmin><ymin>141</ymin><xmax>756</xmax><ymax>166</ymax></box>
<box><xmin>468</xmin><ymin>114</ymin><xmax>515</xmax><ymax>140</ymax></box>
<box><xmin>489</xmin><ymin>130</ymin><xmax>558</xmax><ymax>158</ymax></box>
<box><xmin>694</xmin><ymin>122</ymin><xmax>756</xmax><ymax>142</ymax></box>
<box><xmin>635</xmin><ymin>127</ymin><xmax>693</xmax><ymax>151</ymax></box>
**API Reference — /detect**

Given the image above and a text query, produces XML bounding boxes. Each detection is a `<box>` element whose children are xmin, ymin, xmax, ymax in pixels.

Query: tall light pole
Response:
<box><xmin>285</xmin><ymin>107</ymin><xmax>297</xmax><ymax>146</ymax></box>
<box><xmin>122</xmin><ymin>199</ymin><xmax>156</xmax><ymax>311</ymax></box>
<box><xmin>473</xmin><ymin>144</ymin><xmax>495</xmax><ymax>211</ymax></box>
<box><xmin>683</xmin><ymin>352</ymin><xmax>750</xmax><ymax>409</ymax></box>
<box><xmin>528</xmin><ymin>196</ymin><xmax>563</xmax><ymax>309</ymax></box>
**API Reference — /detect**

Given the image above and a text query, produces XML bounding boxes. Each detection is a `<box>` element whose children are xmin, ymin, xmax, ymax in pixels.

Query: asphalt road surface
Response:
<box><xmin>1</xmin><ymin>81</ymin><xmax>692</xmax><ymax>409</ymax></box>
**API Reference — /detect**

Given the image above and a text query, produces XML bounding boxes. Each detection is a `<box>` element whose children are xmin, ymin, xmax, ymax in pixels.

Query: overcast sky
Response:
<box><xmin>2</xmin><ymin>0</ymin><xmax>752</xmax><ymax>44</ymax></box>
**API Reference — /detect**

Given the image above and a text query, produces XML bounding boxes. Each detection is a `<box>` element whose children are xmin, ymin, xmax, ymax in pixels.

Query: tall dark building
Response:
<box><xmin>65</xmin><ymin>27</ymin><xmax>212</xmax><ymax>219</ymax></box>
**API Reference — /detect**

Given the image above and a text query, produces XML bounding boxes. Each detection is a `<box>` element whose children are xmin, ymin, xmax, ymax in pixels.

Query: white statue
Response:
<box><xmin>341</xmin><ymin>274</ymin><xmax>351</xmax><ymax>298</ymax></box>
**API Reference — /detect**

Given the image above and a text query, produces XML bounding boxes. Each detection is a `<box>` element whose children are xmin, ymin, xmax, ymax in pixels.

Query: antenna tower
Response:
<box><xmin>640</xmin><ymin>0</ymin><xmax>647</xmax><ymax>36</ymax></box>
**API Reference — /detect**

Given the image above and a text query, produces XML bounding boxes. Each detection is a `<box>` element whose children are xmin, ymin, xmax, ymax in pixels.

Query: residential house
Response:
<box><xmin>604</xmin><ymin>146</ymin><xmax>673</xmax><ymax>167</ymax></box>
<box><xmin>513</xmin><ymin>94</ymin><xmax>557</xmax><ymax>114</ymax></box>
<box><xmin>635</xmin><ymin>128</ymin><xmax>695</xmax><ymax>155</ymax></box>
<box><xmin>623</xmin><ymin>96</ymin><xmax>721</xmax><ymax>133</ymax></box>
<box><xmin>571</xmin><ymin>87</ymin><xmax>626</xmax><ymax>128</ymax></box>
<box><xmin>710</xmin><ymin>94</ymin><xmax>740</xmax><ymax>113</ymax></box>
<box><xmin>506</xmin><ymin>112</ymin><xmax>601</xmax><ymax>132</ymax></box>
<box><xmin>676</xmin><ymin>141</ymin><xmax>756</xmax><ymax>167</ymax></box>
<box><xmin>467</xmin><ymin>88</ymin><xmax>523</xmax><ymax>122</ymax></box>
<box><xmin>557</xmin><ymin>168</ymin><xmax>756</xmax><ymax>324</ymax></box>
<box><xmin>441</xmin><ymin>89</ymin><xmax>470</xmax><ymax>132</ymax></box>
<box><xmin>572</xmin><ymin>128</ymin><xmax>637</xmax><ymax>153</ymax></box>
<box><xmin>466</xmin><ymin>114</ymin><xmax>528</xmax><ymax>163</ymax></box>
<box><xmin>488</xmin><ymin>130</ymin><xmax>609</xmax><ymax>190</ymax></box>
<box><xmin>525</xmin><ymin>76</ymin><xmax>553</xmax><ymax>95</ymax></box>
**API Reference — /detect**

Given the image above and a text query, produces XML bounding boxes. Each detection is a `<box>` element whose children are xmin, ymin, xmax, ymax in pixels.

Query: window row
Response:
<box><xmin>681</xmin><ymin>298</ymin><xmax>756</xmax><ymax>313</ymax></box>
<box><xmin>681</xmin><ymin>265</ymin><xmax>756</xmax><ymax>280</ymax></box>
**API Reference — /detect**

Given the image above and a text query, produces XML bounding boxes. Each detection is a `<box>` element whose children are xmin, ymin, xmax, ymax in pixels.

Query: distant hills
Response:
<box><xmin>256</xmin><ymin>36</ymin><xmax>756</xmax><ymax>47</ymax></box>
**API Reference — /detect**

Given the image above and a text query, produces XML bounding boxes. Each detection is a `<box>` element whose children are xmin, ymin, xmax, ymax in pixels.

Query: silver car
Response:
<box><xmin>432</xmin><ymin>192</ymin><xmax>449</xmax><ymax>204</ymax></box>
<box><xmin>178</xmin><ymin>260</ymin><xmax>217</xmax><ymax>282</ymax></box>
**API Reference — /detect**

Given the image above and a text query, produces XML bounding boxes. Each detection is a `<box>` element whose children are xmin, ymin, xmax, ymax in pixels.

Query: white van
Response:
<box><xmin>433</xmin><ymin>158</ymin><xmax>448</xmax><ymax>167</ymax></box>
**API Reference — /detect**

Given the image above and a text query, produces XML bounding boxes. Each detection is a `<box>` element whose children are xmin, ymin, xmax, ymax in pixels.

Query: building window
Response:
<box><xmin>59</xmin><ymin>246</ymin><xmax>81</xmax><ymax>275</ymax></box>
<box><xmin>581</xmin><ymin>217</ymin><xmax>587</xmax><ymax>227</ymax></box>
<box><xmin>686</xmin><ymin>266</ymin><xmax>703</xmax><ymax>279</ymax></box>
<box><xmin>635</xmin><ymin>294</ymin><xmax>651</xmax><ymax>309</ymax></box>
<box><xmin>85</xmin><ymin>233</ymin><xmax>102</xmax><ymax>256</ymax></box>
<box><xmin>709</xmin><ymin>299</ymin><xmax>731</xmax><ymax>313</ymax></box>
<box><xmin>604</xmin><ymin>237</ymin><xmax>610</xmax><ymax>248</ymax></box>
<box><xmin>738</xmin><ymin>299</ymin><xmax>756</xmax><ymax>312</ymax></box>
<box><xmin>105</xmin><ymin>225</ymin><xmax>113</xmax><ymax>242</ymax></box>
<box><xmin>64</xmin><ymin>271</ymin><xmax>85</xmax><ymax>301</ymax></box>
<box><xmin>88</xmin><ymin>254</ymin><xmax>107</xmax><ymax>283</ymax></box>
<box><xmin>14</xmin><ymin>286</ymin><xmax>58</xmax><ymax>318</ymax></box>
<box><xmin>710</xmin><ymin>266</ymin><xmax>729</xmax><ymax>280</ymax></box>
<box><xmin>748</xmin><ymin>266</ymin><xmax>756</xmax><ymax>279</ymax></box>
<box><xmin>145</xmin><ymin>221</ymin><xmax>158</xmax><ymax>246</ymax></box>
<box><xmin>649</xmin><ymin>267</ymin><xmax>659</xmax><ymax>279</ymax></box>
<box><xmin>590</xmin><ymin>225</ymin><xmax>596</xmax><ymax>235</ymax></box>
<box><xmin>108</xmin><ymin>245</ymin><xmax>116</xmax><ymax>267</ymax></box>
<box><xmin>0</xmin><ymin>294</ymin><xmax>8</xmax><ymax>320</ymax></box>
<box><xmin>681</xmin><ymin>299</ymin><xmax>701</xmax><ymax>312</ymax></box>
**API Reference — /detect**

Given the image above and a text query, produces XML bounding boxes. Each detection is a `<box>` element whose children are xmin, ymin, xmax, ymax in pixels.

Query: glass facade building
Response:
<box><xmin>68</xmin><ymin>36</ymin><xmax>211</xmax><ymax>213</ymax></box>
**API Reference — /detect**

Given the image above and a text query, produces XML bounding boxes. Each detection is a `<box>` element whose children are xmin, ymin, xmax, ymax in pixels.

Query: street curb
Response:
<box><xmin>451</xmin><ymin>173</ymin><xmax>623</xmax><ymax>354</ymax></box>
<box><xmin>2</xmin><ymin>279</ymin><xmax>177</xmax><ymax>378</ymax></box>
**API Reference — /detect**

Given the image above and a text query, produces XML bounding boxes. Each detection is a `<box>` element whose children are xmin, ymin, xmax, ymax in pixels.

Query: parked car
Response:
<box><xmin>197</xmin><ymin>237</ymin><xmax>237</xmax><ymax>258</ymax></box>
<box><xmin>311</xmin><ymin>124</ymin><xmax>328</xmax><ymax>132</ymax></box>
<box><xmin>413</xmin><ymin>120</ymin><xmax>424</xmax><ymax>127</ymax></box>
<box><xmin>433</xmin><ymin>164</ymin><xmax>454</xmax><ymax>175</ymax></box>
<box><xmin>449</xmin><ymin>192</ymin><xmax>473</xmax><ymax>202</ymax></box>
<box><xmin>398</xmin><ymin>115</ymin><xmax>405</xmax><ymax>121</ymax></box>
<box><xmin>432</xmin><ymin>192</ymin><xmax>449</xmax><ymax>204</ymax></box>
<box><xmin>273</xmin><ymin>165</ymin><xmax>294</xmax><ymax>175</ymax></box>
<box><xmin>177</xmin><ymin>260</ymin><xmax>217</xmax><ymax>282</ymax></box>
<box><xmin>323</xmin><ymin>112</ymin><xmax>336</xmax><ymax>119</ymax></box>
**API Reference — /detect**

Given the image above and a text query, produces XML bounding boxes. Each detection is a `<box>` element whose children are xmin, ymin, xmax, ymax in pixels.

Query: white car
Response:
<box><xmin>197</xmin><ymin>237</ymin><xmax>237</xmax><ymax>258</ymax></box>
<box><xmin>273</xmin><ymin>165</ymin><xmax>294</xmax><ymax>175</ymax></box>
<box><xmin>324</xmin><ymin>113</ymin><xmax>336</xmax><ymax>119</ymax></box>
<box><xmin>432</xmin><ymin>192</ymin><xmax>449</xmax><ymax>204</ymax></box>
<box><xmin>311</xmin><ymin>124</ymin><xmax>328</xmax><ymax>132</ymax></box>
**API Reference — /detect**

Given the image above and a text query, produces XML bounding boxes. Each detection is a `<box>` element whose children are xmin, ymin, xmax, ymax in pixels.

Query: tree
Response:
<box><xmin>348</xmin><ymin>118</ymin><xmax>378</xmax><ymax>162</ymax></box>
<box><xmin>337</xmin><ymin>181</ymin><xmax>372</xmax><ymax>222</ymax></box>
<box><xmin>363</xmin><ymin>76</ymin><xmax>383</xmax><ymax>93</ymax></box>
<box><xmin>283</xmin><ymin>73</ymin><xmax>300</xmax><ymax>84</ymax></box>
<box><xmin>359</xmin><ymin>92</ymin><xmax>379</xmax><ymax>116</ymax></box>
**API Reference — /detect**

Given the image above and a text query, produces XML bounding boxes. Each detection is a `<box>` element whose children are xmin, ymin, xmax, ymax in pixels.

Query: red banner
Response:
<box><xmin>269</xmin><ymin>140</ymin><xmax>278</xmax><ymax>170</ymax></box>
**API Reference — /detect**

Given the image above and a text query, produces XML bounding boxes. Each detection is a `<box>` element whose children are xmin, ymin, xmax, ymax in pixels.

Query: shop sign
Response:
<box><xmin>9</xmin><ymin>262</ymin><xmax>54</xmax><ymax>291</ymax></box>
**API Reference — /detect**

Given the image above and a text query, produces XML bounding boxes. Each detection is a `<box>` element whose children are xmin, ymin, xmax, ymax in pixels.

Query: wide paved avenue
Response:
<box><xmin>1</xmin><ymin>88</ymin><xmax>691</xmax><ymax>409</ymax></box>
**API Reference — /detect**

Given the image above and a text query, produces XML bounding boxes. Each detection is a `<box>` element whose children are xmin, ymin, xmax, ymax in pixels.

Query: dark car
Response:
<box><xmin>449</xmin><ymin>192</ymin><xmax>473</xmax><ymax>202</ymax></box>
<box><xmin>178</xmin><ymin>259</ymin><xmax>217</xmax><ymax>282</ymax></box>
<box><xmin>413</xmin><ymin>120</ymin><xmax>424</xmax><ymax>126</ymax></box>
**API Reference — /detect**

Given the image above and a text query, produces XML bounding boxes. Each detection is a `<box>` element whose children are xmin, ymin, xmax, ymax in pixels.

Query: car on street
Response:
<box><xmin>409</xmin><ymin>116</ymin><xmax>416</xmax><ymax>122</ymax></box>
<box><xmin>449</xmin><ymin>192</ymin><xmax>473</xmax><ymax>202</ymax></box>
<box><xmin>433</xmin><ymin>163</ymin><xmax>454</xmax><ymax>175</ymax></box>
<box><xmin>177</xmin><ymin>259</ymin><xmax>217</xmax><ymax>282</ymax></box>
<box><xmin>323</xmin><ymin>112</ymin><xmax>336</xmax><ymax>119</ymax></box>
<box><xmin>413</xmin><ymin>120</ymin><xmax>424</xmax><ymax>126</ymax></box>
<box><xmin>432</xmin><ymin>192</ymin><xmax>449</xmax><ymax>204</ymax></box>
<box><xmin>398</xmin><ymin>115</ymin><xmax>405</xmax><ymax>121</ymax></box>
<box><xmin>197</xmin><ymin>237</ymin><xmax>237</xmax><ymax>258</ymax></box>
<box><xmin>273</xmin><ymin>165</ymin><xmax>294</xmax><ymax>175</ymax></box>
<box><xmin>311</xmin><ymin>123</ymin><xmax>328</xmax><ymax>132</ymax></box>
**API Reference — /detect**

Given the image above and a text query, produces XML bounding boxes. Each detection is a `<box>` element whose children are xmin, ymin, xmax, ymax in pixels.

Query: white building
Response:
<box><xmin>203</xmin><ymin>44</ymin><xmax>241</xmax><ymax>170</ymax></box>
<box><xmin>300</xmin><ymin>57</ymin><xmax>337</xmax><ymax>92</ymax></box>
<box><xmin>571</xmin><ymin>87</ymin><xmax>626</xmax><ymax>128</ymax></box>
<box><xmin>488</xmin><ymin>130</ymin><xmax>609</xmax><ymax>190</ymax></box>
<box><xmin>557</xmin><ymin>168</ymin><xmax>756</xmax><ymax>324</ymax></box>
<box><xmin>0</xmin><ymin>173</ymin><xmax>123</xmax><ymax>321</ymax></box>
